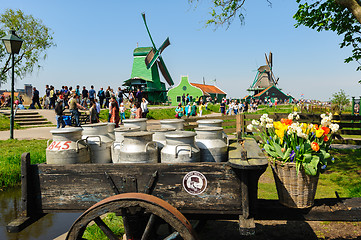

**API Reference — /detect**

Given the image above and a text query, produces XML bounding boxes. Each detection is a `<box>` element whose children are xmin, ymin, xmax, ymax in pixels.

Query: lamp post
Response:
<box><xmin>1</xmin><ymin>30</ymin><xmax>24</xmax><ymax>139</ymax></box>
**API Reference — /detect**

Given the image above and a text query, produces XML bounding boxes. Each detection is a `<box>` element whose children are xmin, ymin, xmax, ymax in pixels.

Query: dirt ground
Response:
<box><xmin>197</xmin><ymin>220</ymin><xmax>361</xmax><ymax>240</ymax></box>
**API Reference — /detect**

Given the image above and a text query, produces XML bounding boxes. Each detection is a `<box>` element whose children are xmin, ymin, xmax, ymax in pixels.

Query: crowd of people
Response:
<box><xmin>24</xmin><ymin>85</ymin><xmax>149</xmax><ymax>129</ymax></box>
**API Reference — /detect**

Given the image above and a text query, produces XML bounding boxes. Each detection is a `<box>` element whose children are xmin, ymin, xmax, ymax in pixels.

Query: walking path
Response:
<box><xmin>0</xmin><ymin>111</ymin><xmax>222</xmax><ymax>140</ymax></box>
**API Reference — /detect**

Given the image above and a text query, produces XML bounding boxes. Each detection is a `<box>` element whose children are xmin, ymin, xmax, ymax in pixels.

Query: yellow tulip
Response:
<box><xmin>316</xmin><ymin>129</ymin><xmax>324</xmax><ymax>138</ymax></box>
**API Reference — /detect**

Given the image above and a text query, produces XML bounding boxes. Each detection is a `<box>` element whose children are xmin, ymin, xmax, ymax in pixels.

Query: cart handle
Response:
<box><xmin>85</xmin><ymin>135</ymin><xmax>102</xmax><ymax>147</ymax></box>
<box><xmin>175</xmin><ymin>144</ymin><xmax>192</xmax><ymax>158</ymax></box>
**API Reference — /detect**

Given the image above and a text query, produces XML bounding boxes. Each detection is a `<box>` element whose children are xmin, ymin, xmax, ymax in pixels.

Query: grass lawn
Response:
<box><xmin>0</xmin><ymin>139</ymin><xmax>47</xmax><ymax>190</ymax></box>
<box><xmin>0</xmin><ymin>113</ymin><xmax>21</xmax><ymax>131</ymax></box>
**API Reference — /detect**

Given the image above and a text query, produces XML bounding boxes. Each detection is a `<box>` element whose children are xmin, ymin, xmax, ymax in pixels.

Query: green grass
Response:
<box><xmin>82</xmin><ymin>213</ymin><xmax>124</xmax><ymax>239</ymax></box>
<box><xmin>0</xmin><ymin>113</ymin><xmax>21</xmax><ymax>131</ymax></box>
<box><xmin>0</xmin><ymin>139</ymin><xmax>47</xmax><ymax>190</ymax></box>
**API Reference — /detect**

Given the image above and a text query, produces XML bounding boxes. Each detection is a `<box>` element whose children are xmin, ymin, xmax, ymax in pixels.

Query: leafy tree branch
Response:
<box><xmin>0</xmin><ymin>9</ymin><xmax>56</xmax><ymax>85</ymax></box>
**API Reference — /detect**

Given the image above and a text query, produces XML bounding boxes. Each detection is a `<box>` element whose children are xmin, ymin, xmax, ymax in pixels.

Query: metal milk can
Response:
<box><xmin>117</xmin><ymin>132</ymin><xmax>158</xmax><ymax>163</ymax></box>
<box><xmin>197</xmin><ymin>119</ymin><xmax>223</xmax><ymax>128</ymax></box>
<box><xmin>46</xmin><ymin>128</ymin><xmax>90</xmax><ymax>164</ymax></box>
<box><xmin>107</xmin><ymin>122</ymin><xmax>116</xmax><ymax>141</ymax></box>
<box><xmin>112</xmin><ymin>126</ymin><xmax>141</xmax><ymax>163</ymax></box>
<box><xmin>195</xmin><ymin>127</ymin><xmax>228</xmax><ymax>162</ymax></box>
<box><xmin>82</xmin><ymin>123</ymin><xmax>113</xmax><ymax>164</ymax></box>
<box><xmin>196</xmin><ymin>119</ymin><xmax>227</xmax><ymax>141</ymax></box>
<box><xmin>150</xmin><ymin>128</ymin><xmax>176</xmax><ymax>149</ymax></box>
<box><xmin>160</xmin><ymin>119</ymin><xmax>185</xmax><ymax>131</ymax></box>
<box><xmin>123</xmin><ymin>118</ymin><xmax>147</xmax><ymax>131</ymax></box>
<box><xmin>150</xmin><ymin>128</ymin><xmax>176</xmax><ymax>163</ymax></box>
<box><xmin>161</xmin><ymin>131</ymin><xmax>200</xmax><ymax>163</ymax></box>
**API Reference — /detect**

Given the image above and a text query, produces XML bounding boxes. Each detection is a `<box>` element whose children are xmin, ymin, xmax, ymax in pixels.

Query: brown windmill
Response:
<box><xmin>247</xmin><ymin>51</ymin><xmax>279</xmax><ymax>96</ymax></box>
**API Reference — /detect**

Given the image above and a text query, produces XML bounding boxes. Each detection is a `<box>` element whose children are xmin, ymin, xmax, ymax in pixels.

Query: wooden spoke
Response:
<box><xmin>93</xmin><ymin>216</ymin><xmax>119</xmax><ymax>240</ymax></box>
<box><xmin>66</xmin><ymin>193</ymin><xmax>198</xmax><ymax>240</ymax></box>
<box><xmin>141</xmin><ymin>214</ymin><xmax>158</xmax><ymax>240</ymax></box>
<box><xmin>163</xmin><ymin>231</ymin><xmax>180</xmax><ymax>240</ymax></box>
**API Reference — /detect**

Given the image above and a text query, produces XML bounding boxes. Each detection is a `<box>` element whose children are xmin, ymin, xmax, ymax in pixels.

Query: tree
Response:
<box><xmin>294</xmin><ymin>1</ymin><xmax>361</xmax><ymax>71</ymax></box>
<box><xmin>0</xmin><ymin>9</ymin><xmax>55</xmax><ymax>85</ymax></box>
<box><xmin>330</xmin><ymin>89</ymin><xmax>350</xmax><ymax>111</ymax></box>
<box><xmin>190</xmin><ymin>0</ymin><xmax>361</xmax><ymax>71</ymax></box>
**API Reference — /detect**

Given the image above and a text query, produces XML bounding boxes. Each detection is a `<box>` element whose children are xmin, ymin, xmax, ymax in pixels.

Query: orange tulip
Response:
<box><xmin>321</xmin><ymin>126</ymin><xmax>330</xmax><ymax>135</ymax></box>
<box><xmin>281</xmin><ymin>118</ymin><xmax>293</xmax><ymax>126</ymax></box>
<box><xmin>324</xmin><ymin>136</ymin><xmax>329</xmax><ymax>142</ymax></box>
<box><xmin>311</xmin><ymin>142</ymin><xmax>320</xmax><ymax>152</ymax></box>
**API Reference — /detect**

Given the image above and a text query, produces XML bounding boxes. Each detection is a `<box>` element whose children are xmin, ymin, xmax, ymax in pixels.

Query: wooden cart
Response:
<box><xmin>7</xmin><ymin>138</ymin><xmax>361</xmax><ymax>240</ymax></box>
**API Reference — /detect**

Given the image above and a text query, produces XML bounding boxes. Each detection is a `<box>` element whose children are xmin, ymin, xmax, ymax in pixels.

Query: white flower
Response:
<box><xmin>266</xmin><ymin>123</ymin><xmax>274</xmax><ymax>129</ymax></box>
<box><xmin>247</xmin><ymin>124</ymin><xmax>254</xmax><ymax>131</ymax></box>
<box><xmin>252</xmin><ymin>120</ymin><xmax>260</xmax><ymax>126</ymax></box>
<box><xmin>329</xmin><ymin>123</ymin><xmax>339</xmax><ymax>133</ymax></box>
<box><xmin>266</xmin><ymin>118</ymin><xmax>273</xmax><ymax>123</ymax></box>
<box><xmin>288</xmin><ymin>113</ymin><xmax>294</xmax><ymax>120</ymax></box>
<box><xmin>320</xmin><ymin>113</ymin><xmax>326</xmax><ymax>119</ymax></box>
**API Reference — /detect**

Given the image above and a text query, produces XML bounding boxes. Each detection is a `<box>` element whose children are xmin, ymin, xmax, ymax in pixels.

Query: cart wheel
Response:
<box><xmin>66</xmin><ymin>193</ymin><xmax>198</xmax><ymax>240</ymax></box>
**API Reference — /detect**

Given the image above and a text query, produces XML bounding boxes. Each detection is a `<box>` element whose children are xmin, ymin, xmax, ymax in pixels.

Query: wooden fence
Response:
<box><xmin>183</xmin><ymin>113</ymin><xmax>361</xmax><ymax>145</ymax></box>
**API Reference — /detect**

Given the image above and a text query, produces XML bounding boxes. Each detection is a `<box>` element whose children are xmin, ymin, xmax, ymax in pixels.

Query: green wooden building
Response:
<box><xmin>167</xmin><ymin>76</ymin><xmax>227</xmax><ymax>106</ymax></box>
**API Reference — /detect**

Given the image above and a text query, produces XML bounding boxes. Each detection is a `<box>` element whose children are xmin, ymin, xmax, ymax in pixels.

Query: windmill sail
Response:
<box><xmin>157</xmin><ymin>57</ymin><xmax>174</xmax><ymax>86</ymax></box>
<box><xmin>142</xmin><ymin>13</ymin><xmax>174</xmax><ymax>86</ymax></box>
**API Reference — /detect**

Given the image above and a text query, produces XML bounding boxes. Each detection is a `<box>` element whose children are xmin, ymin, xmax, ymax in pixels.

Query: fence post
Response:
<box><xmin>236</xmin><ymin>114</ymin><xmax>245</xmax><ymax>138</ymax></box>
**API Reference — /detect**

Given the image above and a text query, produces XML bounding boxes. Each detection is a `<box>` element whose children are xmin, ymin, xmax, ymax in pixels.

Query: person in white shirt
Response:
<box><xmin>141</xmin><ymin>98</ymin><xmax>149</xmax><ymax>118</ymax></box>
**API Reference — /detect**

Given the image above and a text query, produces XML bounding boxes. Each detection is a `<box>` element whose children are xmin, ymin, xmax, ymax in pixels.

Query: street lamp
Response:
<box><xmin>1</xmin><ymin>30</ymin><xmax>24</xmax><ymax>139</ymax></box>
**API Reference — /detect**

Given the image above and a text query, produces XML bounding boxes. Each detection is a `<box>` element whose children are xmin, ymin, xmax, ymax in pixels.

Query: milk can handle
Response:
<box><xmin>76</xmin><ymin>139</ymin><xmax>88</xmax><ymax>153</ymax></box>
<box><xmin>145</xmin><ymin>141</ymin><xmax>158</xmax><ymax>152</ymax></box>
<box><xmin>85</xmin><ymin>135</ymin><xmax>102</xmax><ymax>147</ymax></box>
<box><xmin>175</xmin><ymin>144</ymin><xmax>192</xmax><ymax>158</ymax></box>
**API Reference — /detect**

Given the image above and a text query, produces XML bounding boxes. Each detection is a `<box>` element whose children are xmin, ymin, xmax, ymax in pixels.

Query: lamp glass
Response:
<box><xmin>2</xmin><ymin>39</ymin><xmax>23</xmax><ymax>54</ymax></box>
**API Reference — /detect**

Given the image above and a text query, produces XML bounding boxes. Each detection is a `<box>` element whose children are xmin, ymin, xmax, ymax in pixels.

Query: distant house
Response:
<box><xmin>190</xmin><ymin>83</ymin><xmax>226</xmax><ymax>103</ymax></box>
<box><xmin>167</xmin><ymin>76</ymin><xmax>227</xmax><ymax>106</ymax></box>
<box><xmin>253</xmin><ymin>85</ymin><xmax>293</xmax><ymax>103</ymax></box>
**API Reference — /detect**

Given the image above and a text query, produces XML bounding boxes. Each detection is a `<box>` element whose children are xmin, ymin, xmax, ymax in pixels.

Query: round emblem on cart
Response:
<box><xmin>182</xmin><ymin>171</ymin><xmax>207</xmax><ymax>195</ymax></box>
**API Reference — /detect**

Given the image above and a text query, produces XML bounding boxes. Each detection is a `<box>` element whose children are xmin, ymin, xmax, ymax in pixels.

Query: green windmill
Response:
<box><xmin>123</xmin><ymin>13</ymin><xmax>174</xmax><ymax>103</ymax></box>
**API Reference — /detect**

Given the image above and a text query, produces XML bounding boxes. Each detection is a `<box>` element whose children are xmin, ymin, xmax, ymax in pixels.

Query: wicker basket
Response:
<box><xmin>271</xmin><ymin>160</ymin><xmax>319</xmax><ymax>208</ymax></box>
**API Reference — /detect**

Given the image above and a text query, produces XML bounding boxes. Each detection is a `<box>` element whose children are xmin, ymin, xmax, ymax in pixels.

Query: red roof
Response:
<box><xmin>190</xmin><ymin>83</ymin><xmax>226</xmax><ymax>95</ymax></box>
<box><xmin>254</xmin><ymin>86</ymin><xmax>272</xmax><ymax>97</ymax></box>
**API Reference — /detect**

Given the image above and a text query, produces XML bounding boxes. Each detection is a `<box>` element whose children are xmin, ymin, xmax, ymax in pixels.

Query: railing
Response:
<box><xmin>183</xmin><ymin>113</ymin><xmax>361</xmax><ymax>144</ymax></box>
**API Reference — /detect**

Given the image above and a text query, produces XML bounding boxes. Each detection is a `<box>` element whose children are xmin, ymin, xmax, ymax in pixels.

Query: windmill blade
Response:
<box><xmin>275</xmin><ymin>78</ymin><xmax>279</xmax><ymax>85</ymax></box>
<box><xmin>265</xmin><ymin>53</ymin><xmax>270</xmax><ymax>67</ymax></box>
<box><xmin>159</xmin><ymin>37</ymin><xmax>170</xmax><ymax>54</ymax></box>
<box><xmin>157</xmin><ymin>56</ymin><xmax>174</xmax><ymax>86</ymax></box>
<box><xmin>145</xmin><ymin>48</ymin><xmax>160</xmax><ymax>69</ymax></box>
<box><xmin>269</xmin><ymin>52</ymin><xmax>273</xmax><ymax>68</ymax></box>
<box><xmin>269</xmin><ymin>68</ymin><xmax>278</xmax><ymax>85</ymax></box>
<box><xmin>141</xmin><ymin>13</ymin><xmax>157</xmax><ymax>50</ymax></box>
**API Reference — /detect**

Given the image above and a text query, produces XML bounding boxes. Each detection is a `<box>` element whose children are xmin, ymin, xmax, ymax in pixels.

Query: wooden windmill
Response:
<box><xmin>247</xmin><ymin>52</ymin><xmax>279</xmax><ymax>96</ymax></box>
<box><xmin>123</xmin><ymin>13</ymin><xmax>174</xmax><ymax>103</ymax></box>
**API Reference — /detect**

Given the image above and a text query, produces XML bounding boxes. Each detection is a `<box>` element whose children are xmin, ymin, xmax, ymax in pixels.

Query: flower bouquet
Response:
<box><xmin>247</xmin><ymin>112</ymin><xmax>339</xmax><ymax>208</ymax></box>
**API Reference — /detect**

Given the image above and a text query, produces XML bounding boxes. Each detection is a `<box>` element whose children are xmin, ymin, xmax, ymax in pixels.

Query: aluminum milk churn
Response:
<box><xmin>150</xmin><ymin>128</ymin><xmax>176</xmax><ymax>163</ymax></box>
<box><xmin>107</xmin><ymin>122</ymin><xmax>116</xmax><ymax>141</ymax></box>
<box><xmin>112</xmin><ymin>126</ymin><xmax>140</xmax><ymax>163</ymax></box>
<box><xmin>196</xmin><ymin>119</ymin><xmax>227</xmax><ymax>140</ymax></box>
<box><xmin>195</xmin><ymin>127</ymin><xmax>228</xmax><ymax>162</ymax></box>
<box><xmin>46</xmin><ymin>128</ymin><xmax>90</xmax><ymax>164</ymax></box>
<box><xmin>160</xmin><ymin>119</ymin><xmax>185</xmax><ymax>131</ymax></box>
<box><xmin>161</xmin><ymin>131</ymin><xmax>200</xmax><ymax>163</ymax></box>
<box><xmin>117</xmin><ymin>132</ymin><xmax>158</xmax><ymax>163</ymax></box>
<box><xmin>197</xmin><ymin>119</ymin><xmax>223</xmax><ymax>128</ymax></box>
<box><xmin>123</xmin><ymin>118</ymin><xmax>147</xmax><ymax>131</ymax></box>
<box><xmin>82</xmin><ymin>123</ymin><xmax>113</xmax><ymax>163</ymax></box>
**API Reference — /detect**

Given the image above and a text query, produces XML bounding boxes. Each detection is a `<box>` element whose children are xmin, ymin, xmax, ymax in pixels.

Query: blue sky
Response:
<box><xmin>1</xmin><ymin>0</ymin><xmax>360</xmax><ymax>101</ymax></box>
